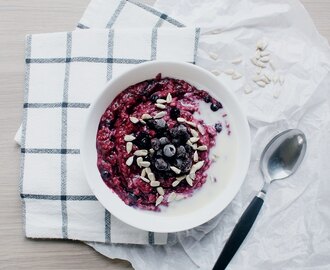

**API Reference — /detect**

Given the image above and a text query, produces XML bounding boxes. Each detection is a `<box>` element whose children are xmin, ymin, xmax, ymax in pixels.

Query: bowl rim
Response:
<box><xmin>81</xmin><ymin>60</ymin><xmax>251</xmax><ymax>233</ymax></box>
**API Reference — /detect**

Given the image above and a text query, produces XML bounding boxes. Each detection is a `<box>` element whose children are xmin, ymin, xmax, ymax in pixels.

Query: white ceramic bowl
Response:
<box><xmin>81</xmin><ymin>61</ymin><xmax>251</xmax><ymax>233</ymax></box>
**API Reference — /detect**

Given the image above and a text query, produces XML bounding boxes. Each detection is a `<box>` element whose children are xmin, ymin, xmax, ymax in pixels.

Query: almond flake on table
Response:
<box><xmin>208</xmin><ymin>51</ymin><xmax>219</xmax><ymax>60</ymax></box>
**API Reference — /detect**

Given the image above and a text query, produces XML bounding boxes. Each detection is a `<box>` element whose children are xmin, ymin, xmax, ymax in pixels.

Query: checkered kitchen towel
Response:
<box><xmin>20</xmin><ymin>1</ymin><xmax>200</xmax><ymax>245</ymax></box>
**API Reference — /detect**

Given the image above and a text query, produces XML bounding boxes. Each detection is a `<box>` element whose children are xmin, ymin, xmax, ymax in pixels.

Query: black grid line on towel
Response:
<box><xmin>60</xmin><ymin>33</ymin><xmax>72</xmax><ymax>239</ymax></box>
<box><xmin>21</xmin><ymin>194</ymin><xmax>97</xmax><ymax>201</ymax></box>
<box><xmin>20</xmin><ymin>34</ymin><xmax>33</xmax><ymax>234</ymax></box>
<box><xmin>76</xmin><ymin>23</ymin><xmax>90</xmax><ymax>29</ymax></box>
<box><xmin>104</xmin><ymin>29</ymin><xmax>115</xmax><ymax>244</ymax></box>
<box><xmin>21</xmin><ymin>148</ymin><xmax>80</xmax><ymax>154</ymax></box>
<box><xmin>23</xmin><ymin>102</ymin><xmax>90</xmax><ymax>109</ymax></box>
<box><xmin>193</xmin><ymin>28</ymin><xmax>201</xmax><ymax>64</ymax></box>
<box><xmin>25</xmin><ymin>57</ymin><xmax>148</xmax><ymax>64</ymax></box>
<box><xmin>106</xmin><ymin>0</ymin><xmax>127</xmax><ymax>28</ymax></box>
<box><xmin>127</xmin><ymin>0</ymin><xmax>185</xmax><ymax>28</ymax></box>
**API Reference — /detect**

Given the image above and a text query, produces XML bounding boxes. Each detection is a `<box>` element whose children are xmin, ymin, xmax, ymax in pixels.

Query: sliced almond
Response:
<box><xmin>124</xmin><ymin>134</ymin><xmax>135</xmax><ymax>142</ymax></box>
<box><xmin>155</xmin><ymin>103</ymin><xmax>166</xmax><ymax>109</ymax></box>
<box><xmin>189</xmin><ymin>137</ymin><xmax>199</xmax><ymax>143</ymax></box>
<box><xmin>140</xmin><ymin>119</ymin><xmax>146</xmax><ymax>125</ymax></box>
<box><xmin>172</xmin><ymin>180</ymin><xmax>181</xmax><ymax>187</ymax></box>
<box><xmin>134</xmin><ymin>150</ymin><xmax>148</xmax><ymax>156</ymax></box>
<box><xmin>155</xmin><ymin>195</ymin><xmax>164</xmax><ymax>206</ymax></box>
<box><xmin>193</xmin><ymin>151</ymin><xmax>198</xmax><ymax>162</ymax></box>
<box><xmin>231</xmin><ymin>57</ymin><xmax>242</xmax><ymax>64</ymax></box>
<box><xmin>149</xmin><ymin>148</ymin><xmax>155</xmax><ymax>155</ymax></box>
<box><xmin>232</xmin><ymin>72</ymin><xmax>242</xmax><ymax>80</ymax></box>
<box><xmin>260</xmin><ymin>51</ymin><xmax>270</xmax><ymax>57</ymax></box>
<box><xmin>208</xmin><ymin>51</ymin><xmax>219</xmax><ymax>60</ymax></box>
<box><xmin>142</xmin><ymin>113</ymin><xmax>152</xmax><ymax>120</ymax></box>
<box><xmin>147</xmin><ymin>173</ymin><xmax>155</xmax><ymax>182</ymax></box>
<box><xmin>193</xmin><ymin>161</ymin><xmax>205</xmax><ymax>171</ymax></box>
<box><xmin>177</xmin><ymin>117</ymin><xmax>186</xmax><ymax>123</ymax></box>
<box><xmin>157</xmin><ymin>187</ymin><xmax>164</xmax><ymax>196</ymax></box>
<box><xmin>224</xmin><ymin>69</ymin><xmax>235</xmax><ymax>75</ymax></box>
<box><xmin>166</xmin><ymin>93</ymin><xmax>172</xmax><ymax>103</ymax></box>
<box><xmin>141</xmin><ymin>168</ymin><xmax>146</xmax><ymax>178</ymax></box>
<box><xmin>154</xmin><ymin>111</ymin><xmax>166</xmax><ymax>119</ymax></box>
<box><xmin>145</xmin><ymin>167</ymin><xmax>151</xmax><ymax>175</ymax></box>
<box><xmin>192</xmin><ymin>144</ymin><xmax>197</xmax><ymax>150</ymax></box>
<box><xmin>129</xmin><ymin>117</ymin><xmax>139</xmax><ymax>124</ymax></box>
<box><xmin>186</xmin><ymin>121</ymin><xmax>197</xmax><ymax>128</ymax></box>
<box><xmin>168</xmin><ymin>192</ymin><xmax>176</xmax><ymax>202</ymax></box>
<box><xmin>156</xmin><ymin>99</ymin><xmax>167</xmax><ymax>104</ymax></box>
<box><xmin>136</xmin><ymin>157</ymin><xmax>143</xmax><ymax>165</ymax></box>
<box><xmin>260</xmin><ymin>56</ymin><xmax>270</xmax><ymax>63</ymax></box>
<box><xmin>256</xmin><ymin>81</ymin><xmax>266</xmax><ymax>88</ymax></box>
<box><xmin>186</xmin><ymin>175</ymin><xmax>193</xmax><ymax>186</ymax></box>
<box><xmin>126</xmin><ymin>156</ymin><xmax>134</xmax><ymax>166</ymax></box>
<box><xmin>175</xmin><ymin>194</ymin><xmax>185</xmax><ymax>201</ymax></box>
<box><xmin>197</xmin><ymin>145</ymin><xmax>208</xmax><ymax>151</ymax></box>
<box><xmin>176</xmin><ymin>175</ymin><xmax>186</xmax><ymax>181</ymax></box>
<box><xmin>211</xmin><ymin>69</ymin><xmax>221</xmax><ymax>76</ymax></box>
<box><xmin>140</xmin><ymin>161</ymin><xmax>151</xmax><ymax>168</ymax></box>
<box><xmin>150</xmin><ymin>181</ymin><xmax>160</xmax><ymax>187</ymax></box>
<box><xmin>256</xmin><ymin>39</ymin><xmax>268</xmax><ymax>51</ymax></box>
<box><xmin>244</xmin><ymin>85</ymin><xmax>253</xmax><ymax>94</ymax></box>
<box><xmin>189</xmin><ymin>172</ymin><xmax>196</xmax><ymax>180</ymax></box>
<box><xmin>170</xmin><ymin>166</ymin><xmax>181</xmax><ymax>174</ymax></box>
<box><xmin>190</xmin><ymin>129</ymin><xmax>199</xmax><ymax>137</ymax></box>
<box><xmin>126</xmin><ymin>142</ymin><xmax>133</xmax><ymax>154</ymax></box>
<box><xmin>197</xmin><ymin>125</ymin><xmax>206</xmax><ymax>135</ymax></box>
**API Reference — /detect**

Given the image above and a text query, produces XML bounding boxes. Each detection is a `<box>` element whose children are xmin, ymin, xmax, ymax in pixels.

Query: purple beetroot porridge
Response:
<box><xmin>96</xmin><ymin>74</ymin><xmax>230</xmax><ymax>211</ymax></box>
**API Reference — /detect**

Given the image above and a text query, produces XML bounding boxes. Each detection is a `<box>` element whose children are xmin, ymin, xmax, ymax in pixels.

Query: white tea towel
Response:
<box><xmin>20</xmin><ymin>27</ymin><xmax>200</xmax><ymax>245</ymax></box>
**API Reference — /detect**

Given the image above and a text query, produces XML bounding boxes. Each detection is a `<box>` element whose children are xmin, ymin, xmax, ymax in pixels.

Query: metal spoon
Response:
<box><xmin>213</xmin><ymin>129</ymin><xmax>307</xmax><ymax>270</ymax></box>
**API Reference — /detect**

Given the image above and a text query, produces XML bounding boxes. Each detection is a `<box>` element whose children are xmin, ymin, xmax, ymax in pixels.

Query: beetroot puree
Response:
<box><xmin>96</xmin><ymin>74</ymin><xmax>225</xmax><ymax>211</ymax></box>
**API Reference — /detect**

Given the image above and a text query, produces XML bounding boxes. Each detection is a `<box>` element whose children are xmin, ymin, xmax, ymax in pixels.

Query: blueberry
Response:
<box><xmin>215</xmin><ymin>123</ymin><xmax>222</xmax><ymax>133</ymax></box>
<box><xmin>159</xmin><ymin>137</ymin><xmax>170</xmax><ymax>145</ymax></box>
<box><xmin>174</xmin><ymin>158</ymin><xmax>183</xmax><ymax>168</ymax></box>
<box><xmin>154</xmin><ymin>119</ymin><xmax>167</xmax><ymax>130</ymax></box>
<box><xmin>155</xmin><ymin>158</ymin><xmax>169</xmax><ymax>171</ymax></box>
<box><xmin>185</xmin><ymin>144</ymin><xmax>193</xmax><ymax>154</ymax></box>
<box><xmin>172</xmin><ymin>138</ymin><xmax>181</xmax><ymax>146</ymax></box>
<box><xmin>151</xmin><ymin>138</ymin><xmax>161</xmax><ymax>150</ymax></box>
<box><xmin>156</xmin><ymin>149</ymin><xmax>163</xmax><ymax>157</ymax></box>
<box><xmin>181</xmin><ymin>158</ymin><xmax>192</xmax><ymax>173</ymax></box>
<box><xmin>170</xmin><ymin>127</ymin><xmax>179</xmax><ymax>138</ymax></box>
<box><xmin>176</xmin><ymin>146</ymin><xmax>186</xmax><ymax>157</ymax></box>
<box><xmin>101</xmin><ymin>170</ymin><xmax>110</xmax><ymax>180</ymax></box>
<box><xmin>150</xmin><ymin>94</ymin><xmax>159</xmax><ymax>103</ymax></box>
<box><xmin>134</xmin><ymin>131</ymin><xmax>151</xmax><ymax>149</ymax></box>
<box><xmin>210</xmin><ymin>102</ymin><xmax>223</xmax><ymax>112</ymax></box>
<box><xmin>204</xmin><ymin>95</ymin><xmax>212</xmax><ymax>103</ymax></box>
<box><xmin>170</xmin><ymin>107</ymin><xmax>180</xmax><ymax>119</ymax></box>
<box><xmin>155</xmin><ymin>73</ymin><xmax>162</xmax><ymax>81</ymax></box>
<box><xmin>177</xmin><ymin>124</ymin><xmax>187</xmax><ymax>133</ymax></box>
<box><xmin>163</xmin><ymin>144</ymin><xmax>176</xmax><ymax>157</ymax></box>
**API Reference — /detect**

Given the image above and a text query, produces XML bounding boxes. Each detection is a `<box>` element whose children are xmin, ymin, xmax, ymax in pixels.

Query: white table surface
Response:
<box><xmin>0</xmin><ymin>0</ymin><xmax>329</xmax><ymax>269</ymax></box>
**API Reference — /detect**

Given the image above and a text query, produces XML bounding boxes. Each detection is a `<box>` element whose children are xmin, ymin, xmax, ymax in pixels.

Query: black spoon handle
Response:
<box><xmin>212</xmin><ymin>191</ymin><xmax>266</xmax><ymax>270</ymax></box>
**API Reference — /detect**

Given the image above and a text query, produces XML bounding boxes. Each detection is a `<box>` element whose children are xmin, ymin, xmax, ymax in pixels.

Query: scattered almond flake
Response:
<box><xmin>197</xmin><ymin>145</ymin><xmax>208</xmax><ymax>151</ymax></box>
<box><xmin>272</xmin><ymin>74</ymin><xmax>279</xmax><ymax>84</ymax></box>
<box><xmin>244</xmin><ymin>85</ymin><xmax>253</xmax><ymax>94</ymax></box>
<box><xmin>151</xmin><ymin>181</ymin><xmax>160</xmax><ymax>187</ymax></box>
<box><xmin>269</xmin><ymin>61</ymin><xmax>276</xmax><ymax>71</ymax></box>
<box><xmin>189</xmin><ymin>172</ymin><xmax>196</xmax><ymax>180</ymax></box>
<box><xmin>156</xmin><ymin>99</ymin><xmax>167</xmax><ymax>104</ymax></box>
<box><xmin>190</xmin><ymin>129</ymin><xmax>199</xmax><ymax>137</ymax></box>
<box><xmin>253</xmin><ymin>75</ymin><xmax>261</xmax><ymax>82</ymax></box>
<box><xmin>129</xmin><ymin>116</ymin><xmax>139</xmax><ymax>124</ymax></box>
<box><xmin>186</xmin><ymin>121</ymin><xmax>197</xmax><ymax>128</ymax></box>
<box><xmin>136</xmin><ymin>157</ymin><xmax>143</xmax><ymax>165</ymax></box>
<box><xmin>263</xmin><ymin>71</ymin><xmax>272</xmax><ymax>82</ymax></box>
<box><xmin>154</xmin><ymin>111</ymin><xmax>166</xmax><ymax>119</ymax></box>
<box><xmin>149</xmin><ymin>148</ymin><xmax>155</xmax><ymax>155</ymax></box>
<box><xmin>212</xmin><ymin>154</ymin><xmax>220</xmax><ymax>161</ymax></box>
<box><xmin>256</xmin><ymin>39</ymin><xmax>268</xmax><ymax>51</ymax></box>
<box><xmin>224</xmin><ymin>68</ymin><xmax>235</xmax><ymax>75</ymax></box>
<box><xmin>251</xmin><ymin>58</ymin><xmax>266</xmax><ymax>68</ymax></box>
<box><xmin>126</xmin><ymin>156</ymin><xmax>134</xmax><ymax>166</ymax></box>
<box><xmin>141</xmin><ymin>168</ymin><xmax>146</xmax><ymax>178</ymax></box>
<box><xmin>260</xmin><ymin>56</ymin><xmax>270</xmax><ymax>63</ymax></box>
<box><xmin>256</xmin><ymin>68</ymin><xmax>262</xmax><ymax>75</ymax></box>
<box><xmin>157</xmin><ymin>187</ymin><xmax>164</xmax><ymax>196</ymax></box>
<box><xmin>134</xmin><ymin>149</ymin><xmax>148</xmax><ymax>156</ymax></box>
<box><xmin>189</xmin><ymin>137</ymin><xmax>199</xmax><ymax>143</ymax></box>
<box><xmin>260</xmin><ymin>75</ymin><xmax>270</xmax><ymax>84</ymax></box>
<box><xmin>260</xmin><ymin>51</ymin><xmax>270</xmax><ymax>57</ymax></box>
<box><xmin>172</xmin><ymin>180</ymin><xmax>181</xmax><ymax>187</ymax></box>
<box><xmin>168</xmin><ymin>192</ymin><xmax>176</xmax><ymax>202</ymax></box>
<box><xmin>177</xmin><ymin>117</ymin><xmax>186</xmax><ymax>123</ymax></box>
<box><xmin>145</xmin><ymin>167</ymin><xmax>151</xmax><ymax>175</ymax></box>
<box><xmin>192</xmin><ymin>161</ymin><xmax>205</xmax><ymax>171</ymax></box>
<box><xmin>186</xmin><ymin>140</ymin><xmax>193</xmax><ymax>147</ymax></box>
<box><xmin>211</xmin><ymin>29</ymin><xmax>221</xmax><ymax>34</ymax></box>
<box><xmin>193</xmin><ymin>151</ymin><xmax>198</xmax><ymax>162</ymax></box>
<box><xmin>211</xmin><ymin>69</ymin><xmax>221</xmax><ymax>76</ymax></box>
<box><xmin>166</xmin><ymin>93</ymin><xmax>172</xmax><ymax>103</ymax></box>
<box><xmin>273</xmin><ymin>88</ymin><xmax>281</xmax><ymax>99</ymax></box>
<box><xmin>170</xmin><ymin>166</ymin><xmax>181</xmax><ymax>174</ymax></box>
<box><xmin>208</xmin><ymin>51</ymin><xmax>219</xmax><ymax>60</ymax></box>
<box><xmin>148</xmin><ymin>173</ymin><xmax>155</xmax><ymax>182</ymax></box>
<box><xmin>279</xmin><ymin>75</ymin><xmax>285</xmax><ymax>85</ymax></box>
<box><xmin>176</xmin><ymin>175</ymin><xmax>186</xmax><ymax>181</ymax></box>
<box><xmin>186</xmin><ymin>175</ymin><xmax>193</xmax><ymax>186</ymax></box>
<box><xmin>197</xmin><ymin>125</ymin><xmax>205</xmax><ymax>135</ymax></box>
<box><xmin>256</xmin><ymin>81</ymin><xmax>266</xmax><ymax>88</ymax></box>
<box><xmin>155</xmin><ymin>195</ymin><xmax>164</xmax><ymax>206</ymax></box>
<box><xmin>231</xmin><ymin>57</ymin><xmax>242</xmax><ymax>64</ymax></box>
<box><xmin>232</xmin><ymin>72</ymin><xmax>242</xmax><ymax>80</ymax></box>
<box><xmin>142</xmin><ymin>113</ymin><xmax>152</xmax><ymax>120</ymax></box>
<box><xmin>124</xmin><ymin>134</ymin><xmax>135</xmax><ymax>142</ymax></box>
<box><xmin>140</xmin><ymin>176</ymin><xmax>150</xmax><ymax>183</ymax></box>
<box><xmin>140</xmin><ymin>161</ymin><xmax>151</xmax><ymax>168</ymax></box>
<box><xmin>140</xmin><ymin>119</ymin><xmax>146</xmax><ymax>125</ymax></box>
<box><xmin>175</xmin><ymin>194</ymin><xmax>185</xmax><ymax>201</ymax></box>
<box><xmin>192</xmin><ymin>144</ymin><xmax>198</xmax><ymax>150</ymax></box>
<box><xmin>126</xmin><ymin>142</ymin><xmax>133</xmax><ymax>154</ymax></box>
<box><xmin>155</xmin><ymin>103</ymin><xmax>166</xmax><ymax>109</ymax></box>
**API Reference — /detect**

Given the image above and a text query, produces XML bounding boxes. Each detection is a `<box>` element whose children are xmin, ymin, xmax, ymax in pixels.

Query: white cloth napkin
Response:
<box><xmin>73</xmin><ymin>0</ymin><xmax>330</xmax><ymax>269</ymax></box>
<box><xmin>19</xmin><ymin>0</ymin><xmax>200</xmax><ymax>244</ymax></box>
